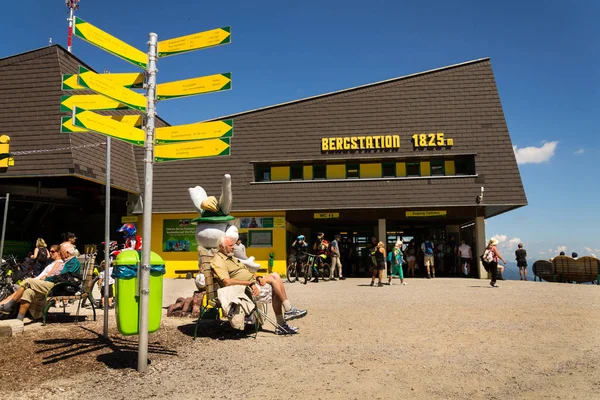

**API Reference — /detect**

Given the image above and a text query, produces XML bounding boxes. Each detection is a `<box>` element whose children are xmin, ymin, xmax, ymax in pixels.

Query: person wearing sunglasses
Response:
<box><xmin>0</xmin><ymin>242</ymin><xmax>80</xmax><ymax>320</ymax></box>
<box><xmin>34</xmin><ymin>245</ymin><xmax>64</xmax><ymax>281</ymax></box>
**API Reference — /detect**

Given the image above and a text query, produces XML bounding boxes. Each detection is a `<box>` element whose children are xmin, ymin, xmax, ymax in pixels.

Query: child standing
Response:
<box><xmin>98</xmin><ymin>260</ymin><xmax>115</xmax><ymax>309</ymax></box>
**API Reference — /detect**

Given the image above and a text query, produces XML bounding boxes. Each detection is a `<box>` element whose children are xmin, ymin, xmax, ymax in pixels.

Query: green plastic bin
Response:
<box><xmin>113</xmin><ymin>250</ymin><xmax>166</xmax><ymax>336</ymax></box>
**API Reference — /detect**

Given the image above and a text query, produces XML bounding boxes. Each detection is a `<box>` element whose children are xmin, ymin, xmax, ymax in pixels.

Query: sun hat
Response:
<box><xmin>488</xmin><ymin>238</ymin><xmax>499</xmax><ymax>246</ymax></box>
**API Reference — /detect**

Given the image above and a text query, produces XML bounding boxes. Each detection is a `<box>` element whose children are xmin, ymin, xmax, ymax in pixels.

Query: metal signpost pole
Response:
<box><xmin>138</xmin><ymin>32</ymin><xmax>158</xmax><ymax>373</ymax></box>
<box><xmin>0</xmin><ymin>193</ymin><xmax>9</xmax><ymax>263</ymax></box>
<box><xmin>103</xmin><ymin>137</ymin><xmax>111</xmax><ymax>338</ymax></box>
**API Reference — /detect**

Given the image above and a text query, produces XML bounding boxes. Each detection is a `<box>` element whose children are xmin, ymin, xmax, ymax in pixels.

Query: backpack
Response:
<box><xmin>424</xmin><ymin>241</ymin><xmax>434</xmax><ymax>255</ymax></box>
<box><xmin>37</xmin><ymin>247</ymin><xmax>49</xmax><ymax>262</ymax></box>
<box><xmin>480</xmin><ymin>247</ymin><xmax>494</xmax><ymax>270</ymax></box>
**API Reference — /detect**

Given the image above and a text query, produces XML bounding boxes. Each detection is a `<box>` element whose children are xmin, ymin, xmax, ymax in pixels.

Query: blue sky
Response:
<box><xmin>1</xmin><ymin>0</ymin><xmax>598</xmax><ymax>260</ymax></box>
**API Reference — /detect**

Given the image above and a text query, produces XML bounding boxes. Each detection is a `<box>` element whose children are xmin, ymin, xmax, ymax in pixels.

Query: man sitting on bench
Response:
<box><xmin>211</xmin><ymin>236</ymin><xmax>307</xmax><ymax>335</ymax></box>
<box><xmin>0</xmin><ymin>242</ymin><xmax>80</xmax><ymax>320</ymax></box>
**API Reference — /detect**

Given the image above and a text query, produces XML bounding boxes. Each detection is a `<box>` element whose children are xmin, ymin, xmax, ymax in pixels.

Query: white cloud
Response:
<box><xmin>513</xmin><ymin>141</ymin><xmax>558</xmax><ymax>164</ymax></box>
<box><xmin>585</xmin><ymin>247</ymin><xmax>592</xmax><ymax>252</ymax></box>
<box><xmin>539</xmin><ymin>251</ymin><xmax>546</xmax><ymax>254</ymax></box>
<box><xmin>490</xmin><ymin>234</ymin><xmax>521</xmax><ymax>254</ymax></box>
<box><xmin>575</xmin><ymin>148</ymin><xmax>585</xmax><ymax>155</ymax></box>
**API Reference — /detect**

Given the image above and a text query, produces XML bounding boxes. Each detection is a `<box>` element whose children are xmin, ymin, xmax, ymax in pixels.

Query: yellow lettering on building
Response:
<box><xmin>343</xmin><ymin>137</ymin><xmax>350</xmax><ymax>150</ymax></box>
<box><xmin>321</xmin><ymin>135</ymin><xmax>401</xmax><ymax>152</ymax></box>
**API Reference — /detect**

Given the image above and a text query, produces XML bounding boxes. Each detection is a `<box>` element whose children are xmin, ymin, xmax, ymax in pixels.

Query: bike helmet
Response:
<box><xmin>118</xmin><ymin>223</ymin><xmax>137</xmax><ymax>239</ymax></box>
<box><xmin>297</xmin><ymin>235</ymin><xmax>305</xmax><ymax>241</ymax></box>
<box><xmin>101</xmin><ymin>241</ymin><xmax>119</xmax><ymax>253</ymax></box>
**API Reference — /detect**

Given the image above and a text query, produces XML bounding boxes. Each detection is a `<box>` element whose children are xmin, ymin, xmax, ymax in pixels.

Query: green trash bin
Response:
<box><xmin>112</xmin><ymin>250</ymin><xmax>166</xmax><ymax>336</ymax></box>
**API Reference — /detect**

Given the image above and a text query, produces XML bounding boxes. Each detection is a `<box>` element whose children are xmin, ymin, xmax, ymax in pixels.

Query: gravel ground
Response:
<box><xmin>1</xmin><ymin>277</ymin><xmax>599</xmax><ymax>399</ymax></box>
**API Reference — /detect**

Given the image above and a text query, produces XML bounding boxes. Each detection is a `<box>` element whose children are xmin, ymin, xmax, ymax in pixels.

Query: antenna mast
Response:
<box><xmin>66</xmin><ymin>0</ymin><xmax>80</xmax><ymax>53</ymax></box>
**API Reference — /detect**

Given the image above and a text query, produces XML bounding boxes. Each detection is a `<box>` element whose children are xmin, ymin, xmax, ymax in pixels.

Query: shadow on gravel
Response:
<box><xmin>34</xmin><ymin>326</ymin><xmax>178</xmax><ymax>370</ymax></box>
<box><xmin>179</xmin><ymin>320</ymin><xmax>262</xmax><ymax>340</ymax></box>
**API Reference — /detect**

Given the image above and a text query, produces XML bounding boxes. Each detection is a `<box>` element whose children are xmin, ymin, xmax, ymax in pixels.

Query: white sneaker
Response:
<box><xmin>402</xmin><ymin>282</ymin><xmax>408</xmax><ymax>286</ymax></box>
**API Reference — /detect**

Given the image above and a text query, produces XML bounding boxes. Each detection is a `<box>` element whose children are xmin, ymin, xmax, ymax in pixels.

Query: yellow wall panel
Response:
<box><xmin>150</xmin><ymin>211</ymin><xmax>288</xmax><ymax>278</ymax></box>
<box><xmin>303</xmin><ymin>165</ymin><xmax>313</xmax><ymax>180</ymax></box>
<box><xmin>326</xmin><ymin>164</ymin><xmax>346</xmax><ymax>179</ymax></box>
<box><xmin>420</xmin><ymin>161</ymin><xmax>431</xmax><ymax>176</ymax></box>
<box><xmin>360</xmin><ymin>163</ymin><xmax>382</xmax><ymax>178</ymax></box>
<box><xmin>271</xmin><ymin>166</ymin><xmax>289</xmax><ymax>181</ymax></box>
<box><xmin>444</xmin><ymin>160</ymin><xmax>455</xmax><ymax>175</ymax></box>
<box><xmin>396</xmin><ymin>162</ymin><xmax>406</xmax><ymax>177</ymax></box>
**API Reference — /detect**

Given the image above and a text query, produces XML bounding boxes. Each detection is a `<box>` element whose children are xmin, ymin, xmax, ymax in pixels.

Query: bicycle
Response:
<box><xmin>302</xmin><ymin>253</ymin><xmax>330</xmax><ymax>284</ymax></box>
<box><xmin>287</xmin><ymin>252</ymin><xmax>310</xmax><ymax>283</ymax></box>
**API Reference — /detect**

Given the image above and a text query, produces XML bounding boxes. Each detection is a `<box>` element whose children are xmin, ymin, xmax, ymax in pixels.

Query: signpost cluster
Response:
<box><xmin>63</xmin><ymin>16</ymin><xmax>233</xmax><ymax>372</ymax></box>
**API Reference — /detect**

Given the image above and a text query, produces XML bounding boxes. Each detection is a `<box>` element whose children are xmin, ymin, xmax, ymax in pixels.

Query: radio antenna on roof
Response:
<box><xmin>65</xmin><ymin>0</ymin><xmax>80</xmax><ymax>53</ymax></box>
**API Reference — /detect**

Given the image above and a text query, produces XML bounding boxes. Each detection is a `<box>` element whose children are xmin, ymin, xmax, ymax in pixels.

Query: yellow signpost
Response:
<box><xmin>156</xmin><ymin>73</ymin><xmax>231</xmax><ymax>101</ymax></box>
<box><xmin>154</xmin><ymin>138</ymin><xmax>230</xmax><ymax>162</ymax></box>
<box><xmin>60</xmin><ymin>94</ymin><xmax>128</xmax><ymax>112</ymax></box>
<box><xmin>78</xmin><ymin>66</ymin><xmax>147</xmax><ymax>111</ymax></box>
<box><xmin>155</xmin><ymin>120</ymin><xmax>233</xmax><ymax>144</ymax></box>
<box><xmin>72</xmin><ymin>107</ymin><xmax>145</xmax><ymax>146</ymax></box>
<box><xmin>61</xmin><ymin>115</ymin><xmax>143</xmax><ymax>133</ymax></box>
<box><xmin>63</xmin><ymin>72</ymin><xmax>144</xmax><ymax>90</ymax></box>
<box><xmin>157</xmin><ymin>26</ymin><xmax>231</xmax><ymax>57</ymax></box>
<box><xmin>73</xmin><ymin>17</ymin><xmax>147</xmax><ymax>68</ymax></box>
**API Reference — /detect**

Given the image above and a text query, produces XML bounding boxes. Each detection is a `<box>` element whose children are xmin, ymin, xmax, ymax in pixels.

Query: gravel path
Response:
<box><xmin>1</xmin><ymin>278</ymin><xmax>599</xmax><ymax>399</ymax></box>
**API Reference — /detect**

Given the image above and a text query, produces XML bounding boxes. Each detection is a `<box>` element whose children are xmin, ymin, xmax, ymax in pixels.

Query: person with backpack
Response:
<box><xmin>421</xmin><ymin>238</ymin><xmax>436</xmax><ymax>279</ymax></box>
<box><xmin>482</xmin><ymin>238</ymin><xmax>507</xmax><ymax>288</ymax></box>
<box><xmin>32</xmin><ymin>238</ymin><xmax>51</xmax><ymax>276</ymax></box>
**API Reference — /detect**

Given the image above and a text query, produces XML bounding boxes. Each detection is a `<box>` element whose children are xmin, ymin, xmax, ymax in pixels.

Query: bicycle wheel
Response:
<box><xmin>81</xmin><ymin>275</ymin><xmax>100</xmax><ymax>307</ymax></box>
<box><xmin>302</xmin><ymin>262</ymin><xmax>311</xmax><ymax>285</ymax></box>
<box><xmin>320</xmin><ymin>263</ymin><xmax>331</xmax><ymax>281</ymax></box>
<box><xmin>286</xmin><ymin>262</ymin><xmax>298</xmax><ymax>283</ymax></box>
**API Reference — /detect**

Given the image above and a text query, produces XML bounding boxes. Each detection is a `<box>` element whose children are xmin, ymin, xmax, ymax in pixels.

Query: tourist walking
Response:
<box><xmin>421</xmin><ymin>238</ymin><xmax>435</xmax><ymax>279</ymax></box>
<box><xmin>329</xmin><ymin>235</ymin><xmax>344</xmax><ymax>280</ymax></box>
<box><xmin>458</xmin><ymin>239</ymin><xmax>472</xmax><ymax>277</ymax></box>
<box><xmin>515</xmin><ymin>243</ymin><xmax>528</xmax><ymax>280</ymax></box>
<box><xmin>369</xmin><ymin>241</ymin><xmax>386</xmax><ymax>287</ymax></box>
<box><xmin>388</xmin><ymin>239</ymin><xmax>407</xmax><ymax>285</ymax></box>
<box><xmin>484</xmin><ymin>239</ymin><xmax>507</xmax><ymax>288</ymax></box>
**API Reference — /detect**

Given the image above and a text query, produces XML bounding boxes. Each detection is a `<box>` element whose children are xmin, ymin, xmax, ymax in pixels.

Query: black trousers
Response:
<box><xmin>489</xmin><ymin>261</ymin><xmax>498</xmax><ymax>284</ymax></box>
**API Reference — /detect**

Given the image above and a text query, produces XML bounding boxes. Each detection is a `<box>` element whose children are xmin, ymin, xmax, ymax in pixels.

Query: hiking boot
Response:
<box><xmin>339</xmin><ymin>277</ymin><xmax>346</xmax><ymax>280</ymax></box>
<box><xmin>0</xmin><ymin>304</ymin><xmax>11</xmax><ymax>314</ymax></box>
<box><xmin>275</xmin><ymin>323</ymin><xmax>299</xmax><ymax>335</ymax></box>
<box><xmin>330</xmin><ymin>278</ymin><xmax>337</xmax><ymax>281</ymax></box>
<box><xmin>377</xmin><ymin>282</ymin><xmax>384</xmax><ymax>287</ymax></box>
<box><xmin>370</xmin><ymin>281</ymin><xmax>375</xmax><ymax>287</ymax></box>
<box><xmin>311</xmin><ymin>278</ymin><xmax>319</xmax><ymax>283</ymax></box>
<box><xmin>284</xmin><ymin>308</ymin><xmax>307</xmax><ymax>321</ymax></box>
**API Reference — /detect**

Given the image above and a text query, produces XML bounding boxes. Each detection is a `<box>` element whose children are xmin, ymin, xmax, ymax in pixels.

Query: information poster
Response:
<box><xmin>162</xmin><ymin>219</ymin><xmax>195</xmax><ymax>252</ymax></box>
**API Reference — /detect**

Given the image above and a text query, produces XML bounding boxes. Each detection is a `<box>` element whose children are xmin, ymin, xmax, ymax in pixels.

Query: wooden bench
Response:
<box><xmin>533</xmin><ymin>256</ymin><xmax>600</xmax><ymax>284</ymax></box>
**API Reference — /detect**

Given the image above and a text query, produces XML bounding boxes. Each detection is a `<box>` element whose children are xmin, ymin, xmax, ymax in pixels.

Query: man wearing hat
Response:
<box><xmin>329</xmin><ymin>234</ymin><xmax>345</xmax><ymax>281</ymax></box>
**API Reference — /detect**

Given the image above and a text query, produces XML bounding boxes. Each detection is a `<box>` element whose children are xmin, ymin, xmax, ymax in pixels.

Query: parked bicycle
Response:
<box><xmin>301</xmin><ymin>253</ymin><xmax>330</xmax><ymax>284</ymax></box>
<box><xmin>0</xmin><ymin>255</ymin><xmax>34</xmax><ymax>319</ymax></box>
<box><xmin>287</xmin><ymin>252</ymin><xmax>309</xmax><ymax>283</ymax></box>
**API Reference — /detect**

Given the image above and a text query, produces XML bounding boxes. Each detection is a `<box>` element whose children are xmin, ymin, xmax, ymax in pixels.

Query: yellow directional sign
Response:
<box><xmin>61</xmin><ymin>115</ymin><xmax>143</xmax><ymax>133</ymax></box>
<box><xmin>155</xmin><ymin>120</ymin><xmax>233</xmax><ymax>144</ymax></box>
<box><xmin>154</xmin><ymin>138</ymin><xmax>230</xmax><ymax>163</ymax></box>
<box><xmin>72</xmin><ymin>107</ymin><xmax>145</xmax><ymax>146</ymax></box>
<box><xmin>73</xmin><ymin>17</ymin><xmax>147</xmax><ymax>68</ymax></box>
<box><xmin>157</xmin><ymin>26</ymin><xmax>231</xmax><ymax>57</ymax></box>
<box><xmin>78</xmin><ymin>66</ymin><xmax>147</xmax><ymax>112</ymax></box>
<box><xmin>156</xmin><ymin>73</ymin><xmax>231</xmax><ymax>101</ymax></box>
<box><xmin>63</xmin><ymin>73</ymin><xmax>144</xmax><ymax>91</ymax></box>
<box><xmin>61</xmin><ymin>95</ymin><xmax>128</xmax><ymax>112</ymax></box>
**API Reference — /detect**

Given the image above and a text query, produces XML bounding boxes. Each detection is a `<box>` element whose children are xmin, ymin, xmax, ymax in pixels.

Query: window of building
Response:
<box><xmin>256</xmin><ymin>165</ymin><xmax>271</xmax><ymax>182</ymax></box>
<box><xmin>430</xmin><ymin>160</ymin><xmax>445</xmax><ymax>176</ymax></box>
<box><xmin>313</xmin><ymin>164</ymin><xmax>326</xmax><ymax>179</ymax></box>
<box><xmin>290</xmin><ymin>164</ymin><xmax>303</xmax><ymax>180</ymax></box>
<box><xmin>382</xmin><ymin>162</ymin><xmax>396</xmax><ymax>177</ymax></box>
<box><xmin>406</xmin><ymin>162</ymin><xmax>420</xmax><ymax>177</ymax></box>
<box><xmin>455</xmin><ymin>157</ymin><xmax>475</xmax><ymax>175</ymax></box>
<box><xmin>346</xmin><ymin>164</ymin><xmax>360</xmax><ymax>179</ymax></box>
<box><xmin>248</xmin><ymin>230</ymin><xmax>273</xmax><ymax>247</ymax></box>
